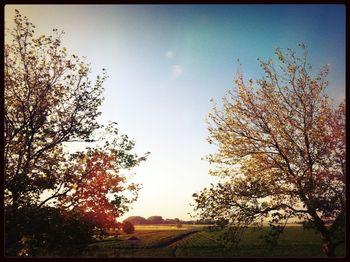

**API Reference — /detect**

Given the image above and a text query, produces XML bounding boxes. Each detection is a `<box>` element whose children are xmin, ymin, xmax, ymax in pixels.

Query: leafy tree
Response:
<box><xmin>4</xmin><ymin>11</ymin><xmax>149</xmax><ymax>256</ymax></box>
<box><xmin>4</xmin><ymin>9</ymin><xmax>106</xmax><ymax>210</ymax></box>
<box><xmin>58</xmin><ymin>125</ymin><xmax>146</xmax><ymax>229</ymax></box>
<box><xmin>122</xmin><ymin>221</ymin><xmax>135</xmax><ymax>234</ymax></box>
<box><xmin>124</xmin><ymin>216</ymin><xmax>148</xmax><ymax>225</ymax></box>
<box><xmin>147</xmin><ymin>216</ymin><xmax>164</xmax><ymax>224</ymax></box>
<box><xmin>193</xmin><ymin>45</ymin><xmax>345</xmax><ymax>257</ymax></box>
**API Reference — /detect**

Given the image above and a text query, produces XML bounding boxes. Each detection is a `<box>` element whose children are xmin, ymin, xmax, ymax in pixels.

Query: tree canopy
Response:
<box><xmin>124</xmin><ymin>216</ymin><xmax>148</xmax><ymax>225</ymax></box>
<box><xmin>147</xmin><ymin>216</ymin><xmax>165</xmax><ymax>224</ymax></box>
<box><xmin>192</xmin><ymin>45</ymin><xmax>345</xmax><ymax>257</ymax></box>
<box><xmin>5</xmin><ymin>9</ymin><xmax>106</xmax><ymax>210</ymax></box>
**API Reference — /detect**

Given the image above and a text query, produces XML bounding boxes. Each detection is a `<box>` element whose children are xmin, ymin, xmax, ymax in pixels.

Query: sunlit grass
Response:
<box><xmin>85</xmin><ymin>225</ymin><xmax>345</xmax><ymax>258</ymax></box>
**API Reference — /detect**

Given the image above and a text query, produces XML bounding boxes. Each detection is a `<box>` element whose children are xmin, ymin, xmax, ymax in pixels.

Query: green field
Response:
<box><xmin>83</xmin><ymin>225</ymin><xmax>346</xmax><ymax>258</ymax></box>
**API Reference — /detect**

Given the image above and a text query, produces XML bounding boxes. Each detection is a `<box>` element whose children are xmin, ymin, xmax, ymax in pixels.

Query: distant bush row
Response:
<box><xmin>124</xmin><ymin>216</ymin><xmax>215</xmax><ymax>225</ymax></box>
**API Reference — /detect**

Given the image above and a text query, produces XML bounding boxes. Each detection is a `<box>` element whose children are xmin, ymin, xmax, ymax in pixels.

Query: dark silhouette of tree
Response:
<box><xmin>5</xmin><ymin>207</ymin><xmax>95</xmax><ymax>257</ymax></box>
<box><xmin>193</xmin><ymin>45</ymin><xmax>345</xmax><ymax>257</ymax></box>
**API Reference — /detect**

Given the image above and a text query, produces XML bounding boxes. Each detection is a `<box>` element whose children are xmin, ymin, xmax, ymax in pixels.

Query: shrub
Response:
<box><xmin>122</xmin><ymin>221</ymin><xmax>135</xmax><ymax>234</ymax></box>
<box><xmin>5</xmin><ymin>207</ymin><xmax>95</xmax><ymax>257</ymax></box>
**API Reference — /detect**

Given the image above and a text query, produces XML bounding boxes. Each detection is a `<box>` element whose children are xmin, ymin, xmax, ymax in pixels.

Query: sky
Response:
<box><xmin>4</xmin><ymin>4</ymin><xmax>345</xmax><ymax>220</ymax></box>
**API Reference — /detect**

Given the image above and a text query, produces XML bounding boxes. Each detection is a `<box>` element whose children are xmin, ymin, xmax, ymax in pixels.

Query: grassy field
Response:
<box><xmin>83</xmin><ymin>225</ymin><xmax>346</xmax><ymax>258</ymax></box>
<box><xmin>134</xmin><ymin>224</ymin><xmax>207</xmax><ymax>231</ymax></box>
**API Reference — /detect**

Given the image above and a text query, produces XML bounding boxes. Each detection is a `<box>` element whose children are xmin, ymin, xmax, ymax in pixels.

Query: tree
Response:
<box><xmin>124</xmin><ymin>216</ymin><xmax>148</xmax><ymax>225</ymax></box>
<box><xmin>192</xmin><ymin>45</ymin><xmax>345</xmax><ymax>257</ymax></box>
<box><xmin>58</xmin><ymin>125</ymin><xmax>146</xmax><ymax>230</ymax></box>
<box><xmin>4</xmin><ymin>11</ymin><xmax>149</xmax><ymax>256</ymax></box>
<box><xmin>147</xmin><ymin>216</ymin><xmax>164</xmax><ymax>224</ymax></box>
<box><xmin>5</xmin><ymin>10</ymin><xmax>106</xmax><ymax>211</ymax></box>
<box><xmin>174</xmin><ymin>218</ymin><xmax>183</xmax><ymax>228</ymax></box>
<box><xmin>122</xmin><ymin>221</ymin><xmax>135</xmax><ymax>234</ymax></box>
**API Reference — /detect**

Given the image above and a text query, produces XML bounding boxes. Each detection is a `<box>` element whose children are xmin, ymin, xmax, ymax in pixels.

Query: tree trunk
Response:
<box><xmin>307</xmin><ymin>209</ymin><xmax>337</xmax><ymax>257</ymax></box>
<box><xmin>322</xmin><ymin>238</ymin><xmax>336</xmax><ymax>257</ymax></box>
<box><xmin>11</xmin><ymin>190</ymin><xmax>19</xmax><ymax>212</ymax></box>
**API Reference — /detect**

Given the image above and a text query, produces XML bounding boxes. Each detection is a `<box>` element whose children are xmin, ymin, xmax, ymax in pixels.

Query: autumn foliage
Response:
<box><xmin>61</xmin><ymin>151</ymin><xmax>123</xmax><ymax>228</ymax></box>
<box><xmin>193</xmin><ymin>45</ymin><xmax>345</xmax><ymax>257</ymax></box>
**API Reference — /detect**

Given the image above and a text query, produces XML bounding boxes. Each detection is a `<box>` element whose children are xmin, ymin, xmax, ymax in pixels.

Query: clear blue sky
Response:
<box><xmin>5</xmin><ymin>4</ymin><xmax>345</xmax><ymax>220</ymax></box>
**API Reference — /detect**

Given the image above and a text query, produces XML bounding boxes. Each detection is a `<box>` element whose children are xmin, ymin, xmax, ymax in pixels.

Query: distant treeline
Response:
<box><xmin>124</xmin><ymin>216</ymin><xmax>215</xmax><ymax>225</ymax></box>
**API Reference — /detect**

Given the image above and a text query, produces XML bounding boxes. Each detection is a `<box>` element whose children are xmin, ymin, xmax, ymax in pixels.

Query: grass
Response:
<box><xmin>83</xmin><ymin>224</ymin><xmax>346</xmax><ymax>258</ymax></box>
<box><xmin>134</xmin><ymin>224</ymin><xmax>206</xmax><ymax>231</ymax></box>
<box><xmin>89</xmin><ymin>229</ymin><xmax>197</xmax><ymax>249</ymax></box>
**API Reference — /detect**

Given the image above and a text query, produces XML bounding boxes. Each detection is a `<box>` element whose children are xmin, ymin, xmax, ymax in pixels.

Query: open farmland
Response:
<box><xmin>83</xmin><ymin>225</ymin><xmax>346</xmax><ymax>258</ymax></box>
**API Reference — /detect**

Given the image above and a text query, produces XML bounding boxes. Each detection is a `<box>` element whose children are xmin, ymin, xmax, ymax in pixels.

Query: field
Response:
<box><xmin>83</xmin><ymin>225</ymin><xmax>346</xmax><ymax>258</ymax></box>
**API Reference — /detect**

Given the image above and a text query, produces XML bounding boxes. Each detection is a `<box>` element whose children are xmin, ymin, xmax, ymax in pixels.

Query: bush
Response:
<box><xmin>5</xmin><ymin>207</ymin><xmax>95</xmax><ymax>257</ymax></box>
<box><xmin>122</xmin><ymin>221</ymin><xmax>135</xmax><ymax>234</ymax></box>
